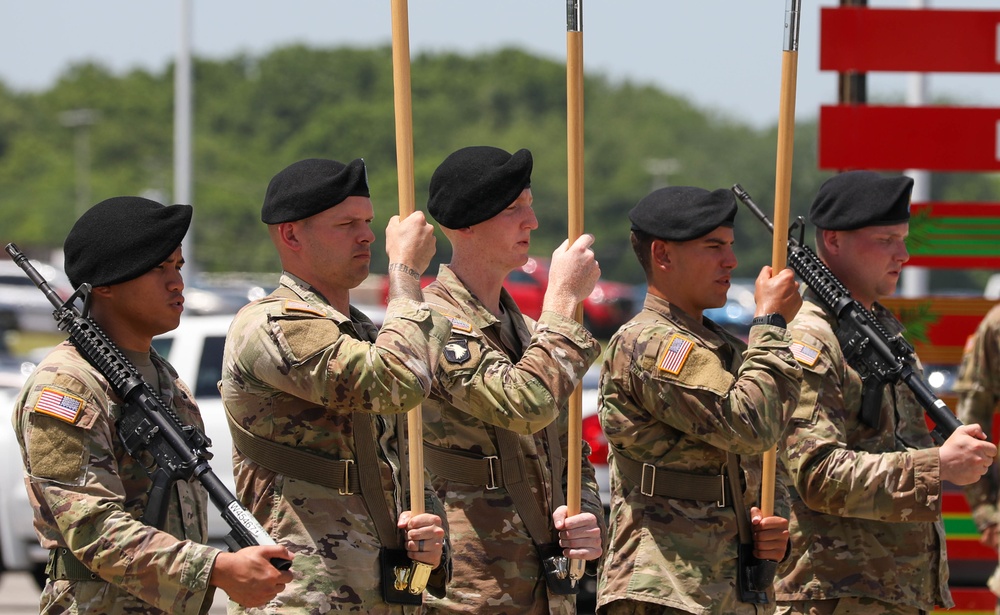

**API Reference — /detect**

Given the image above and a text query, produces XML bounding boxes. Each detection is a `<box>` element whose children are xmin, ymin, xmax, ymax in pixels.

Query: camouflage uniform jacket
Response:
<box><xmin>597</xmin><ymin>293</ymin><xmax>801</xmax><ymax>615</ymax></box>
<box><xmin>955</xmin><ymin>303</ymin><xmax>1000</xmax><ymax>595</ymax></box>
<box><xmin>221</xmin><ymin>272</ymin><xmax>452</xmax><ymax>614</ymax></box>
<box><xmin>775</xmin><ymin>291</ymin><xmax>952</xmax><ymax>610</ymax></box>
<box><xmin>420</xmin><ymin>264</ymin><xmax>604</xmax><ymax>615</ymax></box>
<box><xmin>13</xmin><ymin>341</ymin><xmax>219</xmax><ymax>615</ymax></box>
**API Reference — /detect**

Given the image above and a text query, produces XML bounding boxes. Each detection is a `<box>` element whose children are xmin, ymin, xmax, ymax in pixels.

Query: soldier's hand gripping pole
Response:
<box><xmin>5</xmin><ymin>243</ymin><xmax>291</xmax><ymax>571</ymax></box>
<box><xmin>390</xmin><ymin>0</ymin><xmax>433</xmax><ymax>599</ymax></box>
<box><xmin>561</xmin><ymin>0</ymin><xmax>587</xmax><ymax>590</ymax></box>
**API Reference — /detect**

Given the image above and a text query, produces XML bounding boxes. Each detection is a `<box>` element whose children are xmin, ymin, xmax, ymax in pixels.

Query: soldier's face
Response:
<box><xmin>469</xmin><ymin>188</ymin><xmax>538</xmax><ymax>270</ymax></box>
<box><xmin>92</xmin><ymin>247</ymin><xmax>186</xmax><ymax>350</ymax></box>
<box><xmin>828</xmin><ymin>222</ymin><xmax>909</xmax><ymax>306</ymax></box>
<box><xmin>298</xmin><ymin>197</ymin><xmax>376</xmax><ymax>290</ymax></box>
<box><xmin>659</xmin><ymin>227</ymin><xmax>737</xmax><ymax>317</ymax></box>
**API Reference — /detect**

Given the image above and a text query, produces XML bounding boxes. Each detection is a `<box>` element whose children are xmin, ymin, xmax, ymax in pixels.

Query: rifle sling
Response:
<box><xmin>225</xmin><ymin>406</ymin><xmax>401</xmax><ymax>548</ymax></box>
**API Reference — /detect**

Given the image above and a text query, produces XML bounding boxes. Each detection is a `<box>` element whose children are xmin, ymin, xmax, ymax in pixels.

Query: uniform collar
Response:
<box><xmin>641</xmin><ymin>292</ymin><xmax>732</xmax><ymax>349</ymax></box>
<box><xmin>434</xmin><ymin>264</ymin><xmax>524</xmax><ymax>331</ymax></box>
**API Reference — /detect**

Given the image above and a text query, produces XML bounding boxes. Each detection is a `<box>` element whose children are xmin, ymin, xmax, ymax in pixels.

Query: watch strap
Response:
<box><xmin>751</xmin><ymin>313</ymin><xmax>787</xmax><ymax>329</ymax></box>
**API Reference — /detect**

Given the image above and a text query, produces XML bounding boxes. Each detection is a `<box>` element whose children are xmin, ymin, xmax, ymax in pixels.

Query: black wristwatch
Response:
<box><xmin>751</xmin><ymin>313</ymin><xmax>787</xmax><ymax>329</ymax></box>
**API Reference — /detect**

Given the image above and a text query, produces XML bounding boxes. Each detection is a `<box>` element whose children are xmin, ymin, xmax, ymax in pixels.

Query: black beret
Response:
<box><xmin>64</xmin><ymin>196</ymin><xmax>192</xmax><ymax>288</ymax></box>
<box><xmin>427</xmin><ymin>146</ymin><xmax>532</xmax><ymax>229</ymax></box>
<box><xmin>810</xmin><ymin>171</ymin><xmax>913</xmax><ymax>230</ymax></box>
<box><xmin>261</xmin><ymin>158</ymin><xmax>370</xmax><ymax>224</ymax></box>
<box><xmin>628</xmin><ymin>186</ymin><xmax>737</xmax><ymax>241</ymax></box>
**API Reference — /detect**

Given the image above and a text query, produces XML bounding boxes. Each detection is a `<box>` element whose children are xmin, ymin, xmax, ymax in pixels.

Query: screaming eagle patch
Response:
<box><xmin>443</xmin><ymin>338</ymin><xmax>471</xmax><ymax>364</ymax></box>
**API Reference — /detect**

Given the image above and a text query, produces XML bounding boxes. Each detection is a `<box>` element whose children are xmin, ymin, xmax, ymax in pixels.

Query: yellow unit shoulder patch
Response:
<box><xmin>789</xmin><ymin>340</ymin><xmax>821</xmax><ymax>367</ymax></box>
<box><xmin>283</xmin><ymin>300</ymin><xmax>325</xmax><ymax>317</ymax></box>
<box><xmin>444</xmin><ymin>314</ymin><xmax>473</xmax><ymax>333</ymax></box>
<box><xmin>657</xmin><ymin>334</ymin><xmax>695</xmax><ymax>375</ymax></box>
<box><xmin>34</xmin><ymin>387</ymin><xmax>85</xmax><ymax>424</ymax></box>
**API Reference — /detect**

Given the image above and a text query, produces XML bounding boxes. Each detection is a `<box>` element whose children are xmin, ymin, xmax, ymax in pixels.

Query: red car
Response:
<box><xmin>505</xmin><ymin>256</ymin><xmax>635</xmax><ymax>338</ymax></box>
<box><xmin>379</xmin><ymin>256</ymin><xmax>636</xmax><ymax>339</ymax></box>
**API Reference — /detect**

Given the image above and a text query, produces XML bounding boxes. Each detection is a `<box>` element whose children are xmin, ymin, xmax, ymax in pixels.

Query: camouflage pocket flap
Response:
<box><xmin>272</xmin><ymin>316</ymin><xmax>342</xmax><ymax>366</ymax></box>
<box><xmin>652</xmin><ymin>342</ymin><xmax>734</xmax><ymax>397</ymax></box>
<box><xmin>790</xmin><ymin>370</ymin><xmax>824</xmax><ymax>423</ymax></box>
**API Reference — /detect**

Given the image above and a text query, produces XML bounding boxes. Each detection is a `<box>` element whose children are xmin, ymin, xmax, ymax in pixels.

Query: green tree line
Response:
<box><xmin>1</xmin><ymin>45</ymin><xmax>997</xmax><ymax>287</ymax></box>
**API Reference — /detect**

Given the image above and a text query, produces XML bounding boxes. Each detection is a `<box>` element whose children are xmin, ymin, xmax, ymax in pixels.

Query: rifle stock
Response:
<box><xmin>5</xmin><ymin>242</ymin><xmax>291</xmax><ymax>570</ymax></box>
<box><xmin>729</xmin><ymin>187</ymin><xmax>963</xmax><ymax>440</ymax></box>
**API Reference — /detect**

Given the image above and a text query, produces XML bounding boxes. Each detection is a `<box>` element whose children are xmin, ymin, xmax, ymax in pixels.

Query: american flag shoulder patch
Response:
<box><xmin>34</xmin><ymin>387</ymin><xmax>85</xmax><ymax>424</ymax></box>
<box><xmin>283</xmin><ymin>300</ymin><xmax>325</xmax><ymax>317</ymax></box>
<box><xmin>789</xmin><ymin>340</ymin><xmax>821</xmax><ymax>367</ymax></box>
<box><xmin>657</xmin><ymin>334</ymin><xmax>695</xmax><ymax>375</ymax></box>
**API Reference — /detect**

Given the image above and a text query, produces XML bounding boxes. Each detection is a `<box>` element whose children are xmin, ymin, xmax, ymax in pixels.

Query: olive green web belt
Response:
<box><xmin>47</xmin><ymin>547</ymin><xmax>98</xmax><ymax>582</ymax></box>
<box><xmin>610</xmin><ymin>444</ymin><xmax>733</xmax><ymax>506</ymax></box>
<box><xmin>423</xmin><ymin>423</ymin><xmax>564</xmax><ymax>547</ymax></box>
<box><xmin>226</xmin><ymin>405</ymin><xmax>361</xmax><ymax>494</ymax></box>
<box><xmin>611</xmin><ymin>445</ymin><xmax>755</xmax><ymax>545</ymax></box>
<box><xmin>225</xmin><ymin>405</ymin><xmax>402</xmax><ymax>549</ymax></box>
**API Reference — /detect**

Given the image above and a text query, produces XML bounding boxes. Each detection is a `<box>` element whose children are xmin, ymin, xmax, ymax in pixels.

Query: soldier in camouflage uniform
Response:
<box><xmin>956</xmin><ymin>303</ymin><xmax>1000</xmax><ymax>613</ymax></box>
<box><xmin>12</xmin><ymin>196</ymin><xmax>293</xmax><ymax>614</ymax></box>
<box><xmin>221</xmin><ymin>158</ymin><xmax>452</xmax><ymax>614</ymax></box>
<box><xmin>419</xmin><ymin>146</ymin><xmax>605</xmax><ymax>615</ymax></box>
<box><xmin>775</xmin><ymin>171</ymin><xmax>997</xmax><ymax>615</ymax></box>
<box><xmin>598</xmin><ymin>186</ymin><xmax>803</xmax><ymax>615</ymax></box>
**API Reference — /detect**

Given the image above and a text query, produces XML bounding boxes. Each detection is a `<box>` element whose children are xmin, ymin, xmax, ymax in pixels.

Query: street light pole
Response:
<box><xmin>59</xmin><ymin>108</ymin><xmax>99</xmax><ymax>219</ymax></box>
<box><xmin>175</xmin><ymin>0</ymin><xmax>195</xmax><ymax>271</ymax></box>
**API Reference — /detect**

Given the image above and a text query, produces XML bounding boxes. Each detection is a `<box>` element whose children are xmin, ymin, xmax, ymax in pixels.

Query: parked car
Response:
<box><xmin>0</xmin><ymin>258</ymin><xmax>72</xmax><ymax>333</ymax></box>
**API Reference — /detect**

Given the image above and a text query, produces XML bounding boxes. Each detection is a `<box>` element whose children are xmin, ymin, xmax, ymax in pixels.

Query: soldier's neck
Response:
<box><xmin>447</xmin><ymin>259</ymin><xmax>506</xmax><ymax>318</ymax></box>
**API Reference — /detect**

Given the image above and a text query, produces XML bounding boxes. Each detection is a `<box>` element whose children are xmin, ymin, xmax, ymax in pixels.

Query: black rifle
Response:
<box><xmin>730</xmin><ymin>186</ymin><xmax>962</xmax><ymax>441</ymax></box>
<box><xmin>5</xmin><ymin>243</ymin><xmax>290</xmax><ymax>570</ymax></box>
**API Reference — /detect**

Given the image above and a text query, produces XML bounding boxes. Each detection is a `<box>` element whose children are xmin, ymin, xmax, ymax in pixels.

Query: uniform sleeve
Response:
<box><xmin>781</xmin><ymin>325</ymin><xmax>942</xmax><ymax>522</ymax></box>
<box><xmin>578</xmin><ymin>439</ymin><xmax>609</xmax><ymax>548</ymax></box>
<box><xmin>422</xmin><ymin>475</ymin><xmax>452</xmax><ymax>597</ymax></box>
<box><xmin>636</xmin><ymin>325</ymin><xmax>801</xmax><ymax>456</ymax></box>
<box><xmin>956</xmin><ymin>312</ymin><xmax>1000</xmax><ymax>530</ymax></box>
<box><xmin>431</xmin><ymin>310</ymin><xmax>600</xmax><ymax>435</ymax></box>
<box><xmin>19</xmin><ymin>372</ymin><xmax>218</xmax><ymax>615</ymax></box>
<box><xmin>239</xmin><ymin>297</ymin><xmax>451</xmax><ymax>414</ymax></box>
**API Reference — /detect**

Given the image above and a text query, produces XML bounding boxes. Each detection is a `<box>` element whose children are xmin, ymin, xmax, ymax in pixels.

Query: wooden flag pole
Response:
<box><xmin>390</xmin><ymin>0</ymin><xmax>421</xmax><ymax>517</ymax></box>
<box><xmin>390</xmin><ymin>0</ymin><xmax>433</xmax><ymax>595</ymax></box>
<box><xmin>566</xmin><ymin>0</ymin><xmax>586</xmax><ymax>584</ymax></box>
<box><xmin>761</xmin><ymin>0</ymin><xmax>801</xmax><ymax>517</ymax></box>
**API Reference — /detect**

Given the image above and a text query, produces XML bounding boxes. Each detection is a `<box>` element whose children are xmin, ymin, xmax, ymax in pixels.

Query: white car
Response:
<box><xmin>0</xmin><ymin>258</ymin><xmax>71</xmax><ymax>334</ymax></box>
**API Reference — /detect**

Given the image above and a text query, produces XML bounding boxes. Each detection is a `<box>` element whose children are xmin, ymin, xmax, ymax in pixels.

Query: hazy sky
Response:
<box><xmin>3</xmin><ymin>1</ymin><xmax>1000</xmax><ymax>128</ymax></box>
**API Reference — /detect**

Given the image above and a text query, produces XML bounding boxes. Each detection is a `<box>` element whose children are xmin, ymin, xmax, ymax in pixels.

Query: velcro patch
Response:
<box><xmin>657</xmin><ymin>334</ymin><xmax>694</xmax><ymax>375</ymax></box>
<box><xmin>444</xmin><ymin>314</ymin><xmax>473</xmax><ymax>333</ymax></box>
<box><xmin>789</xmin><ymin>340</ymin><xmax>821</xmax><ymax>367</ymax></box>
<box><xmin>283</xmin><ymin>300</ymin><xmax>325</xmax><ymax>317</ymax></box>
<box><xmin>33</xmin><ymin>387</ymin><xmax>84</xmax><ymax>424</ymax></box>
<box><xmin>443</xmin><ymin>338</ymin><xmax>471</xmax><ymax>364</ymax></box>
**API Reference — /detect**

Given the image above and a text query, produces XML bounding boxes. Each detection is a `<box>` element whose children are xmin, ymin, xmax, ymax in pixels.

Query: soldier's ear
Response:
<box><xmin>650</xmin><ymin>239</ymin><xmax>672</xmax><ymax>271</ymax></box>
<box><xmin>275</xmin><ymin>221</ymin><xmax>305</xmax><ymax>251</ymax></box>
